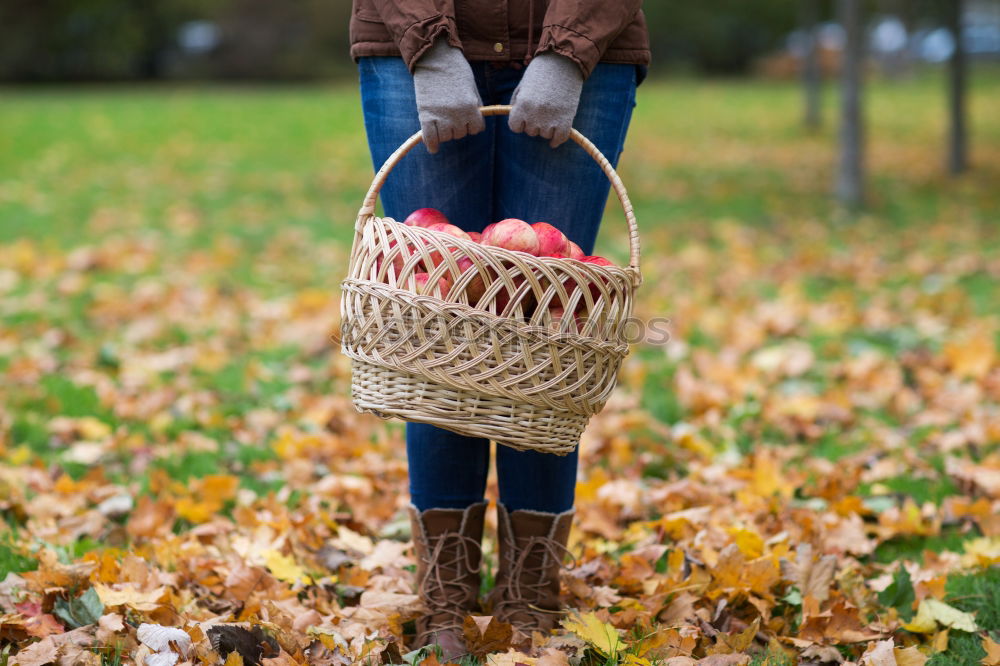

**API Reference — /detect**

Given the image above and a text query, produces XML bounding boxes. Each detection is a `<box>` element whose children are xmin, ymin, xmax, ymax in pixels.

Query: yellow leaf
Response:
<box><xmin>728</xmin><ymin>527</ymin><xmax>764</xmax><ymax>559</ymax></box>
<box><xmin>576</xmin><ymin>468</ymin><xmax>609</xmax><ymax>503</ymax></box>
<box><xmin>932</xmin><ymin>629</ymin><xmax>949</xmax><ymax>653</ymax></box>
<box><xmin>894</xmin><ymin>646</ymin><xmax>928</xmax><ymax>666</ymax></box>
<box><xmin>903</xmin><ymin>600</ymin><xmax>939</xmax><ymax>634</ymax></box>
<box><xmin>77</xmin><ymin>417</ymin><xmax>111</xmax><ymax>440</ymax></box>
<box><xmin>9</xmin><ymin>445</ymin><xmax>32</xmax><ymax>466</ymax></box>
<box><xmin>751</xmin><ymin>449</ymin><xmax>794</xmax><ymax>499</ymax></box>
<box><xmin>622</xmin><ymin>656</ymin><xmax>652</xmax><ymax>666</ymax></box>
<box><xmin>174</xmin><ymin>497</ymin><xmax>218</xmax><ymax>524</ymax></box>
<box><xmin>561</xmin><ymin>611</ymin><xmax>622</xmax><ymax>658</ymax></box>
<box><xmin>200</xmin><ymin>475</ymin><xmax>239</xmax><ymax>504</ymax></box>
<box><xmin>93</xmin><ymin>583</ymin><xmax>166</xmax><ymax>611</ymax></box>
<box><xmin>982</xmin><ymin>635</ymin><xmax>1000</xmax><ymax>666</ymax></box>
<box><xmin>962</xmin><ymin>537</ymin><xmax>1000</xmax><ymax>567</ymax></box>
<box><xmin>943</xmin><ymin>332</ymin><xmax>996</xmax><ymax>379</ymax></box>
<box><xmin>224</xmin><ymin>651</ymin><xmax>244</xmax><ymax>666</ymax></box>
<box><xmin>263</xmin><ymin>550</ymin><xmax>313</xmax><ymax>584</ymax></box>
<box><xmin>903</xmin><ymin>599</ymin><xmax>979</xmax><ymax>634</ymax></box>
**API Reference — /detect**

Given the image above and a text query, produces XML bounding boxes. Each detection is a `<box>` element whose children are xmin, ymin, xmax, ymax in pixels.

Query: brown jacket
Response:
<box><xmin>349</xmin><ymin>0</ymin><xmax>650</xmax><ymax>79</ymax></box>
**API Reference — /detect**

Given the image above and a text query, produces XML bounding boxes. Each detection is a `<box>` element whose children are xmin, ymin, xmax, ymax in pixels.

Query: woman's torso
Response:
<box><xmin>349</xmin><ymin>0</ymin><xmax>650</xmax><ymax>69</ymax></box>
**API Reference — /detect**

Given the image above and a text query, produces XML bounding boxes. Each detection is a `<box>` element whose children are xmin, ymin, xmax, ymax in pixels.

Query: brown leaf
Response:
<box><xmin>659</xmin><ymin>593</ymin><xmax>697</xmax><ymax>626</ymax></box>
<box><xmin>127</xmin><ymin>495</ymin><xmax>174</xmax><ymax>539</ymax></box>
<box><xmin>707</xmin><ymin>617</ymin><xmax>760</xmax><ymax>655</ymax></box>
<box><xmin>462</xmin><ymin>615</ymin><xmax>513</xmax><ymax>658</ymax></box>
<box><xmin>11</xmin><ymin>637</ymin><xmax>59</xmax><ymax>666</ymax></box>
<box><xmin>696</xmin><ymin>655</ymin><xmax>751</xmax><ymax>666</ymax></box>
<box><xmin>781</xmin><ymin>543</ymin><xmax>836</xmax><ymax>602</ymax></box>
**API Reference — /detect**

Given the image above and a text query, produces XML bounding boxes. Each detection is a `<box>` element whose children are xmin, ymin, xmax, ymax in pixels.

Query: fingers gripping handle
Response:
<box><xmin>357</xmin><ymin>105</ymin><xmax>641</xmax><ymax>281</ymax></box>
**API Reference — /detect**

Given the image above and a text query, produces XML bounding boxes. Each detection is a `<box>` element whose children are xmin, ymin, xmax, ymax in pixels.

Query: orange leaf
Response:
<box><xmin>462</xmin><ymin>615</ymin><xmax>513</xmax><ymax>658</ymax></box>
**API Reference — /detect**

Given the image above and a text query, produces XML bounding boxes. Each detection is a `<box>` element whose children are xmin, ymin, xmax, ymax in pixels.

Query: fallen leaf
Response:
<box><xmin>93</xmin><ymin>583</ymin><xmax>166</xmax><ymax>611</ymax></box>
<box><xmin>861</xmin><ymin>639</ymin><xmax>896</xmax><ymax>666</ymax></box>
<box><xmin>53</xmin><ymin>588</ymin><xmax>104</xmax><ymax>629</ymax></box>
<box><xmin>262</xmin><ymin>550</ymin><xmax>313</xmax><ymax>585</ymax></box>
<box><xmin>11</xmin><ymin>637</ymin><xmax>59</xmax><ymax>666</ymax></box>
<box><xmin>561</xmin><ymin>610</ymin><xmax>622</xmax><ymax>658</ymax></box>
<box><xmin>462</xmin><ymin>616</ymin><xmax>513</xmax><ymax>658</ymax></box>
<box><xmin>982</xmin><ymin>635</ymin><xmax>1000</xmax><ymax>666</ymax></box>
<box><xmin>781</xmin><ymin>543</ymin><xmax>836</xmax><ymax>602</ymax></box>
<box><xmin>903</xmin><ymin>599</ymin><xmax>979</xmax><ymax>634</ymax></box>
<box><xmin>893</xmin><ymin>646</ymin><xmax>927</xmax><ymax>666</ymax></box>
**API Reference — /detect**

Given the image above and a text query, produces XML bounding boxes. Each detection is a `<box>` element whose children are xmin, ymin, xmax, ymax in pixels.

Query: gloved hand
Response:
<box><xmin>508</xmin><ymin>51</ymin><xmax>584</xmax><ymax>148</ymax></box>
<box><xmin>413</xmin><ymin>38</ymin><xmax>485</xmax><ymax>154</ymax></box>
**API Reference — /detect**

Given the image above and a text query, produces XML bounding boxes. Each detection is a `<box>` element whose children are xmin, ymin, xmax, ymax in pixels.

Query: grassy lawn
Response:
<box><xmin>0</xmin><ymin>69</ymin><xmax>998</xmax><ymax>663</ymax></box>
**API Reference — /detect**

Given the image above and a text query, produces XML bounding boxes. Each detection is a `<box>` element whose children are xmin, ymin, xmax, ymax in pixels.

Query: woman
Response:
<box><xmin>349</xmin><ymin>0</ymin><xmax>649</xmax><ymax>656</ymax></box>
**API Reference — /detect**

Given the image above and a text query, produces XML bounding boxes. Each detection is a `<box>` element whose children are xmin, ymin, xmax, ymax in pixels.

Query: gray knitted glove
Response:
<box><xmin>508</xmin><ymin>52</ymin><xmax>585</xmax><ymax>148</ymax></box>
<box><xmin>413</xmin><ymin>38</ymin><xmax>485</xmax><ymax>154</ymax></box>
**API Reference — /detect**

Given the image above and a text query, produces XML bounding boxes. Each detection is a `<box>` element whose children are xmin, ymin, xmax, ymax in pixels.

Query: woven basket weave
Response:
<box><xmin>340</xmin><ymin>105</ymin><xmax>641</xmax><ymax>454</ymax></box>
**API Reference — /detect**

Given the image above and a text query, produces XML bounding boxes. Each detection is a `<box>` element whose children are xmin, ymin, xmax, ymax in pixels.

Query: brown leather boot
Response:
<box><xmin>408</xmin><ymin>501</ymin><xmax>487</xmax><ymax>659</ymax></box>
<box><xmin>486</xmin><ymin>504</ymin><xmax>574</xmax><ymax>638</ymax></box>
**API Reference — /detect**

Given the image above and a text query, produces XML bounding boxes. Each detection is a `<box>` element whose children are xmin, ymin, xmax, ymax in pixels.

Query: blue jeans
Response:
<box><xmin>358</xmin><ymin>57</ymin><xmax>637</xmax><ymax>513</ymax></box>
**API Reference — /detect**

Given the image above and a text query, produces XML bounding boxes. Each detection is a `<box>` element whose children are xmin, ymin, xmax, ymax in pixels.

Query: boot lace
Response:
<box><xmin>416</xmin><ymin>531</ymin><xmax>482</xmax><ymax>641</ymax></box>
<box><xmin>493</xmin><ymin>535</ymin><xmax>576</xmax><ymax>631</ymax></box>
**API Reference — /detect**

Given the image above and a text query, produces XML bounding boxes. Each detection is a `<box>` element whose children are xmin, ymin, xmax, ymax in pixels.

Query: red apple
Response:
<box><xmin>565</xmin><ymin>240</ymin><xmax>585</xmax><ymax>260</ymax></box>
<box><xmin>580</xmin><ymin>255</ymin><xmax>614</xmax><ymax>268</ymax></box>
<box><xmin>377</xmin><ymin>238</ymin><xmax>420</xmax><ymax>277</ymax></box>
<box><xmin>424</xmin><ymin>222</ymin><xmax>471</xmax><ymax>271</ymax></box>
<box><xmin>532</xmin><ymin>222</ymin><xmax>569</xmax><ymax>257</ymax></box>
<box><xmin>481</xmin><ymin>218</ymin><xmax>540</xmax><ymax>256</ymax></box>
<box><xmin>455</xmin><ymin>256</ymin><xmax>487</xmax><ymax>305</ymax></box>
<box><xmin>411</xmin><ymin>272</ymin><xmax>450</xmax><ymax>298</ymax></box>
<box><xmin>467</xmin><ymin>231</ymin><xmax>482</xmax><ymax>243</ymax></box>
<box><xmin>578</xmin><ymin>255</ymin><xmax>616</xmax><ymax>309</ymax></box>
<box><xmin>426</xmin><ymin>222</ymin><xmax>471</xmax><ymax>241</ymax></box>
<box><xmin>404</xmin><ymin>208</ymin><xmax>449</xmax><ymax>228</ymax></box>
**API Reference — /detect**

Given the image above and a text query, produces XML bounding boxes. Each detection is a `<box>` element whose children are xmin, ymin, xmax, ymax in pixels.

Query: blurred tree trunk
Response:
<box><xmin>946</xmin><ymin>0</ymin><xmax>968</xmax><ymax>174</ymax></box>
<box><xmin>836</xmin><ymin>0</ymin><xmax>865</xmax><ymax>209</ymax></box>
<box><xmin>800</xmin><ymin>0</ymin><xmax>822</xmax><ymax>130</ymax></box>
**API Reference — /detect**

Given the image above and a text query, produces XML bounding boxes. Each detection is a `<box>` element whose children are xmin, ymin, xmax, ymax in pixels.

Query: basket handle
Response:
<box><xmin>357</xmin><ymin>104</ymin><xmax>641</xmax><ymax>282</ymax></box>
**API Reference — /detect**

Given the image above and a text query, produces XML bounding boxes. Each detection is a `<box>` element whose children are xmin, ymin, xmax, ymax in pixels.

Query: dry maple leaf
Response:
<box><xmin>981</xmin><ymin>635</ymin><xmax>1000</xmax><ymax>666</ymax></box>
<box><xmin>10</xmin><ymin>636</ymin><xmax>59</xmax><ymax>666</ymax></box>
<box><xmin>780</xmin><ymin>543</ymin><xmax>837</xmax><ymax>602</ymax></box>
<box><xmin>462</xmin><ymin>615</ymin><xmax>513</xmax><ymax>658</ymax></box>
<box><xmin>560</xmin><ymin>610</ymin><xmax>622</xmax><ymax>658</ymax></box>
<box><xmin>860</xmin><ymin>639</ymin><xmax>896</xmax><ymax>666</ymax></box>
<box><xmin>893</xmin><ymin>646</ymin><xmax>927</xmax><ymax>666</ymax></box>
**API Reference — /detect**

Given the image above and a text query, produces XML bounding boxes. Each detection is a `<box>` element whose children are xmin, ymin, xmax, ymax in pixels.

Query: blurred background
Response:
<box><xmin>2</xmin><ymin>0</ymin><xmax>999</xmax><ymax>81</ymax></box>
<box><xmin>1</xmin><ymin>3</ymin><xmax>1000</xmax><ymax>664</ymax></box>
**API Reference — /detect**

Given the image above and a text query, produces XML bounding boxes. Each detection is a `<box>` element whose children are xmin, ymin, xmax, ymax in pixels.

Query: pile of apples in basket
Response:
<box><xmin>370</xmin><ymin>207</ymin><xmax>622</xmax><ymax>335</ymax></box>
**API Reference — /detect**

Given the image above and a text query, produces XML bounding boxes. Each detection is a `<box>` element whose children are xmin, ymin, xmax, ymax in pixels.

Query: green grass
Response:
<box><xmin>0</xmin><ymin>527</ymin><xmax>37</xmax><ymax>577</ymax></box>
<box><xmin>927</xmin><ymin>568</ymin><xmax>1000</xmax><ymax>666</ymax></box>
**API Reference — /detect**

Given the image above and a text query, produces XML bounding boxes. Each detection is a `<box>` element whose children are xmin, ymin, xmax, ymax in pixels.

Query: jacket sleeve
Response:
<box><xmin>535</xmin><ymin>0</ymin><xmax>643</xmax><ymax>78</ymax></box>
<box><xmin>370</xmin><ymin>0</ymin><xmax>462</xmax><ymax>71</ymax></box>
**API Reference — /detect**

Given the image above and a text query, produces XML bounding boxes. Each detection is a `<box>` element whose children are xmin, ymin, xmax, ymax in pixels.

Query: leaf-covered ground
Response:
<box><xmin>1</xmin><ymin>71</ymin><xmax>999</xmax><ymax>666</ymax></box>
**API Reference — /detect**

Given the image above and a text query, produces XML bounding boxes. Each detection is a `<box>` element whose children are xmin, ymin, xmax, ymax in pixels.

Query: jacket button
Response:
<box><xmin>493</xmin><ymin>42</ymin><xmax>504</xmax><ymax>53</ymax></box>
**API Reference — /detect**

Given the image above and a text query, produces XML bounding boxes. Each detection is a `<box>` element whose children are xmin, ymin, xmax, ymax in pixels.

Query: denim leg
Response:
<box><xmin>406</xmin><ymin>423</ymin><xmax>490</xmax><ymax>511</ymax></box>
<box><xmin>359</xmin><ymin>56</ymin><xmax>493</xmax><ymax>510</ymax></box>
<box><xmin>491</xmin><ymin>63</ymin><xmax>638</xmax><ymax>512</ymax></box>
<box><xmin>358</xmin><ymin>56</ymin><xmax>496</xmax><ymax>231</ymax></box>
<box><xmin>492</xmin><ymin>63</ymin><xmax>638</xmax><ymax>254</ymax></box>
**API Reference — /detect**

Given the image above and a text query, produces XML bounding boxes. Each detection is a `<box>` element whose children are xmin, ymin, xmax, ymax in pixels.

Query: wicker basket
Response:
<box><xmin>340</xmin><ymin>105</ymin><xmax>641</xmax><ymax>454</ymax></box>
